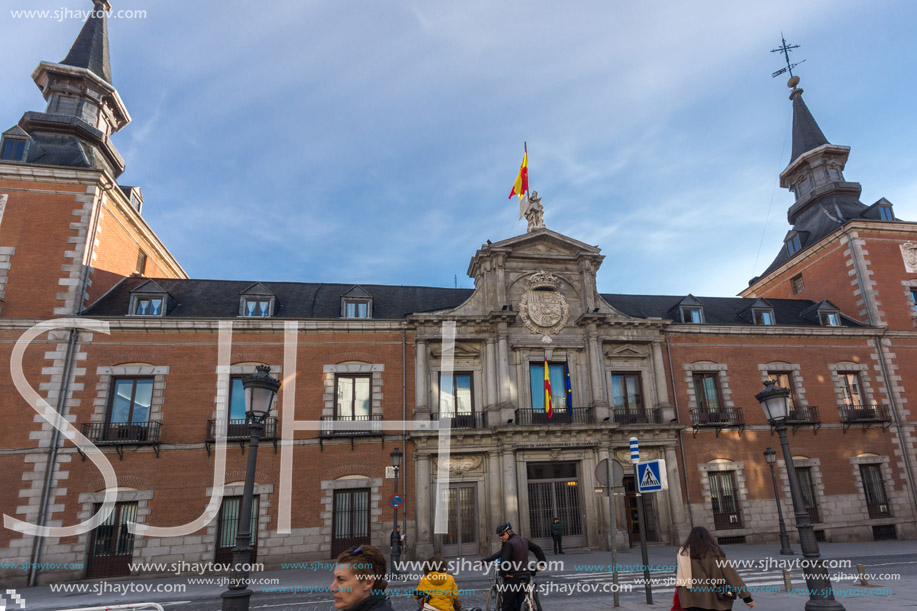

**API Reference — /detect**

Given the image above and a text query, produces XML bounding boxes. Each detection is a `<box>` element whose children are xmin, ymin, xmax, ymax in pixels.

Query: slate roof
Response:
<box><xmin>61</xmin><ymin>4</ymin><xmax>111</xmax><ymax>83</ymax></box>
<box><xmin>601</xmin><ymin>293</ymin><xmax>860</xmax><ymax>327</ymax></box>
<box><xmin>789</xmin><ymin>91</ymin><xmax>829</xmax><ymax>163</ymax></box>
<box><xmin>82</xmin><ymin>277</ymin><xmax>474</xmax><ymax>319</ymax></box>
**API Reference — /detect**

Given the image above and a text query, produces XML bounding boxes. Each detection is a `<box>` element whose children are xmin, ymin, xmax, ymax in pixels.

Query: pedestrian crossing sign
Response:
<box><xmin>636</xmin><ymin>459</ymin><xmax>667</xmax><ymax>492</ymax></box>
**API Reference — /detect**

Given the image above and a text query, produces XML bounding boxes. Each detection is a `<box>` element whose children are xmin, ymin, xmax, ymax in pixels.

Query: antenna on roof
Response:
<box><xmin>454</xmin><ymin>274</ymin><xmax>458</xmax><ymax>289</ymax></box>
<box><xmin>771</xmin><ymin>33</ymin><xmax>805</xmax><ymax>79</ymax></box>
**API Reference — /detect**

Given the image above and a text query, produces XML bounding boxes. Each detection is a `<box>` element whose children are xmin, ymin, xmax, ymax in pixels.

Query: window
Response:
<box><xmin>909</xmin><ymin>289</ymin><xmax>917</xmax><ymax>316</ymax></box>
<box><xmin>86</xmin><ymin>501</ymin><xmax>138</xmax><ymax>579</ymax></box>
<box><xmin>439</xmin><ymin>373</ymin><xmax>473</xmax><ymax>417</ymax></box>
<box><xmin>344</xmin><ymin>300</ymin><xmax>369</xmax><ymax>318</ymax></box>
<box><xmin>819</xmin><ymin>311</ymin><xmax>840</xmax><ymax>326</ymax></box>
<box><xmin>693</xmin><ymin>373</ymin><xmax>721</xmax><ymax>412</ymax></box>
<box><xmin>611</xmin><ymin>373</ymin><xmax>643</xmax><ymax>423</ymax></box>
<box><xmin>681</xmin><ymin>307</ymin><xmax>703</xmax><ymax>324</ymax></box>
<box><xmin>104</xmin><ymin>378</ymin><xmax>153</xmax><ymax>442</ymax></box>
<box><xmin>708</xmin><ymin>471</ymin><xmax>742</xmax><ymax>529</ymax></box>
<box><xmin>529</xmin><ymin>363</ymin><xmax>567</xmax><ymax>413</ymax></box>
<box><xmin>335</xmin><ymin>375</ymin><xmax>371</xmax><ymax>420</ymax></box>
<box><xmin>215</xmin><ymin>496</ymin><xmax>259</xmax><ymax>564</ymax></box>
<box><xmin>786</xmin><ymin>234</ymin><xmax>802</xmax><ymax>256</ymax></box>
<box><xmin>859</xmin><ymin>464</ymin><xmax>891</xmax><ymax>519</ymax></box>
<box><xmin>797</xmin><ymin>467</ymin><xmax>820</xmax><ymax>523</ymax></box>
<box><xmin>332</xmin><ymin>488</ymin><xmax>370</xmax><ymax>556</ymax></box>
<box><xmin>133</xmin><ymin>297</ymin><xmax>163</xmax><ymax>316</ymax></box>
<box><xmin>766</xmin><ymin>372</ymin><xmax>796</xmax><ymax>409</ymax></box>
<box><xmin>753</xmin><ymin>309</ymin><xmax>775</xmax><ymax>325</ymax></box>
<box><xmin>839</xmin><ymin>372</ymin><xmax>864</xmax><ymax>407</ymax></box>
<box><xmin>878</xmin><ymin>206</ymin><xmax>894</xmax><ymax>221</ymax></box>
<box><xmin>130</xmin><ymin>192</ymin><xmax>142</xmax><ymax>212</ymax></box>
<box><xmin>242</xmin><ymin>298</ymin><xmax>272</xmax><ymax>317</ymax></box>
<box><xmin>791</xmin><ymin>274</ymin><xmax>805</xmax><ymax>294</ymax></box>
<box><xmin>56</xmin><ymin>95</ymin><xmax>79</xmax><ymax>115</ymax></box>
<box><xmin>136</xmin><ymin>251</ymin><xmax>147</xmax><ymax>275</ymax></box>
<box><xmin>1</xmin><ymin>137</ymin><xmax>26</xmax><ymax>161</ymax></box>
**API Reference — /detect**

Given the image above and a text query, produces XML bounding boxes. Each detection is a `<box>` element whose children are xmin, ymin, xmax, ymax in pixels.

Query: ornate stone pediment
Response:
<box><xmin>605</xmin><ymin>344</ymin><xmax>649</xmax><ymax>359</ymax></box>
<box><xmin>519</xmin><ymin>271</ymin><xmax>569</xmax><ymax>343</ymax></box>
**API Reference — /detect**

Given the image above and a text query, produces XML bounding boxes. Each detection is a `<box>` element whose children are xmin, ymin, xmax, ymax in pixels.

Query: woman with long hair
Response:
<box><xmin>674</xmin><ymin>527</ymin><xmax>755</xmax><ymax>611</ymax></box>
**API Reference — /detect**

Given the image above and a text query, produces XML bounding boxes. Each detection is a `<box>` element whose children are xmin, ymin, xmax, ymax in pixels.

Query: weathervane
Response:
<box><xmin>771</xmin><ymin>33</ymin><xmax>805</xmax><ymax>79</ymax></box>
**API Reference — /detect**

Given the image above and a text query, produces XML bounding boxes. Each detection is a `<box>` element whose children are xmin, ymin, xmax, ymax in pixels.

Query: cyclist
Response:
<box><xmin>481</xmin><ymin>522</ymin><xmax>546</xmax><ymax>611</ymax></box>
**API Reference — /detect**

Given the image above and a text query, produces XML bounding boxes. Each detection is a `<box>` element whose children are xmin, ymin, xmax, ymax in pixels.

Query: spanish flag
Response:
<box><xmin>508</xmin><ymin>147</ymin><xmax>528</xmax><ymax>200</ymax></box>
<box><xmin>544</xmin><ymin>358</ymin><xmax>553</xmax><ymax>418</ymax></box>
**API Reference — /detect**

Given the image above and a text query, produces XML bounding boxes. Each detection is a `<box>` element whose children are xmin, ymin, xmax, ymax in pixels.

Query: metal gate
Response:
<box><xmin>332</xmin><ymin>488</ymin><xmax>370</xmax><ymax>557</ymax></box>
<box><xmin>526</xmin><ymin>462</ymin><xmax>584</xmax><ymax>548</ymax></box>
<box><xmin>86</xmin><ymin>501</ymin><xmax>137</xmax><ymax>578</ymax></box>
<box><xmin>441</xmin><ymin>484</ymin><xmax>477</xmax><ymax>557</ymax></box>
<box><xmin>623</xmin><ymin>476</ymin><xmax>659</xmax><ymax>543</ymax></box>
<box><xmin>215</xmin><ymin>496</ymin><xmax>259</xmax><ymax>565</ymax></box>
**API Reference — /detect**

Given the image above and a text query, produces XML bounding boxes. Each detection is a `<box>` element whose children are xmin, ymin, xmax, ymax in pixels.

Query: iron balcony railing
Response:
<box><xmin>513</xmin><ymin>407</ymin><xmax>594</xmax><ymax>426</ymax></box>
<box><xmin>431</xmin><ymin>412</ymin><xmax>484</xmax><ymax>430</ymax></box>
<box><xmin>612</xmin><ymin>407</ymin><xmax>663</xmax><ymax>425</ymax></box>
<box><xmin>866</xmin><ymin>501</ymin><xmax>891</xmax><ymax>520</ymax></box>
<box><xmin>320</xmin><ymin>414</ymin><xmax>383</xmax><ymax>437</ymax></box>
<box><xmin>206</xmin><ymin>417</ymin><xmax>278</xmax><ymax>441</ymax></box>
<box><xmin>690</xmin><ymin>407</ymin><xmax>744</xmax><ymax>427</ymax></box>
<box><xmin>839</xmin><ymin>404</ymin><xmax>892</xmax><ymax>423</ymax></box>
<box><xmin>712</xmin><ymin>511</ymin><xmax>744</xmax><ymax>530</ymax></box>
<box><xmin>81</xmin><ymin>421</ymin><xmax>161</xmax><ymax>444</ymax></box>
<box><xmin>786</xmin><ymin>405</ymin><xmax>821</xmax><ymax>425</ymax></box>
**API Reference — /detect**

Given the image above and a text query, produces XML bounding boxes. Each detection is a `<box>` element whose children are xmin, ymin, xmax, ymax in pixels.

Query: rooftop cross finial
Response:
<box><xmin>771</xmin><ymin>33</ymin><xmax>805</xmax><ymax>80</ymax></box>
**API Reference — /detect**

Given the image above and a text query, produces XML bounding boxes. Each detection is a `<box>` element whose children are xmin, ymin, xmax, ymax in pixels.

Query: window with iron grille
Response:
<box><xmin>708</xmin><ymin>471</ymin><xmax>742</xmax><ymax>529</ymax></box>
<box><xmin>791</xmin><ymin>274</ymin><xmax>805</xmax><ymax>294</ymax></box>
<box><xmin>859</xmin><ymin>464</ymin><xmax>891</xmax><ymax>519</ymax></box>
<box><xmin>215</xmin><ymin>495</ymin><xmax>259</xmax><ymax>564</ymax></box>
<box><xmin>796</xmin><ymin>467</ymin><xmax>820</xmax><ymax>523</ymax></box>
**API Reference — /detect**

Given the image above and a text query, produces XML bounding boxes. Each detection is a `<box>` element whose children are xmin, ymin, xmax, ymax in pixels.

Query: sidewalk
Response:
<box><xmin>13</xmin><ymin>539</ymin><xmax>917</xmax><ymax>610</ymax></box>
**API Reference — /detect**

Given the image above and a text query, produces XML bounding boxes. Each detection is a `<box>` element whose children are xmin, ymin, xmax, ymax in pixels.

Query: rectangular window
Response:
<box><xmin>797</xmin><ymin>467</ymin><xmax>820</xmax><ymax>523</ymax></box>
<box><xmin>134</xmin><ymin>297</ymin><xmax>163</xmax><ymax>316</ymax></box>
<box><xmin>909</xmin><ymin>289</ymin><xmax>917</xmax><ymax>315</ymax></box>
<box><xmin>839</xmin><ymin>372</ymin><xmax>863</xmax><ymax>407</ymax></box>
<box><xmin>108</xmin><ymin>378</ymin><xmax>153</xmax><ymax>425</ymax></box>
<box><xmin>439</xmin><ymin>373</ymin><xmax>473</xmax><ymax>416</ymax></box>
<box><xmin>766</xmin><ymin>372</ymin><xmax>796</xmax><ymax>409</ymax></box>
<box><xmin>693</xmin><ymin>373</ymin><xmax>721</xmax><ymax>412</ymax></box>
<box><xmin>859</xmin><ymin>464</ymin><xmax>891</xmax><ymax>518</ymax></box>
<box><xmin>332</xmin><ymin>489</ymin><xmax>370</xmax><ymax>557</ymax></box>
<box><xmin>708</xmin><ymin>471</ymin><xmax>742</xmax><ymax>530</ymax></box>
<box><xmin>215</xmin><ymin>495</ymin><xmax>259</xmax><ymax>564</ymax></box>
<box><xmin>819</xmin><ymin>311</ymin><xmax>840</xmax><ymax>326</ymax></box>
<box><xmin>1</xmin><ymin>138</ymin><xmax>26</xmax><ymax>161</ymax></box>
<box><xmin>345</xmin><ymin>301</ymin><xmax>369</xmax><ymax>318</ymax></box>
<box><xmin>753</xmin><ymin>309</ymin><xmax>774</xmax><ymax>325</ymax></box>
<box><xmin>681</xmin><ymin>307</ymin><xmax>703</xmax><ymax>323</ymax></box>
<box><xmin>243</xmin><ymin>298</ymin><xmax>271</xmax><ymax>317</ymax></box>
<box><xmin>529</xmin><ymin>363</ymin><xmax>567</xmax><ymax>413</ymax></box>
<box><xmin>786</xmin><ymin>234</ymin><xmax>802</xmax><ymax>255</ymax></box>
<box><xmin>791</xmin><ymin>274</ymin><xmax>805</xmax><ymax>294</ymax></box>
<box><xmin>611</xmin><ymin>373</ymin><xmax>643</xmax><ymax>422</ymax></box>
<box><xmin>878</xmin><ymin>207</ymin><xmax>894</xmax><ymax>221</ymax></box>
<box><xmin>335</xmin><ymin>375</ymin><xmax>371</xmax><ymax>420</ymax></box>
<box><xmin>136</xmin><ymin>251</ymin><xmax>147</xmax><ymax>275</ymax></box>
<box><xmin>86</xmin><ymin>501</ymin><xmax>137</xmax><ymax>578</ymax></box>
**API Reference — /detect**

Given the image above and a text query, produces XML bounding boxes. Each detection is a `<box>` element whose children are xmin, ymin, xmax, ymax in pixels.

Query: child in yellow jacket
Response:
<box><xmin>414</xmin><ymin>555</ymin><xmax>460</xmax><ymax>611</ymax></box>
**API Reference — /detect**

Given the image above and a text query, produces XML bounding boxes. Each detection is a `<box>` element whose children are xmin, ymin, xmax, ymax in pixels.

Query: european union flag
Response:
<box><xmin>564</xmin><ymin>359</ymin><xmax>572</xmax><ymax>408</ymax></box>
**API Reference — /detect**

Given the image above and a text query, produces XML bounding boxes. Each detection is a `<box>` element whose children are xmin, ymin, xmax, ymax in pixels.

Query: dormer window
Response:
<box><xmin>243</xmin><ymin>298</ymin><xmax>273</xmax><ymax>317</ymax></box>
<box><xmin>134</xmin><ymin>297</ymin><xmax>163</xmax><ymax>316</ymax></box>
<box><xmin>345</xmin><ymin>300</ymin><xmax>370</xmax><ymax>318</ymax></box>
<box><xmin>786</xmin><ymin>233</ymin><xmax>802</xmax><ymax>256</ymax></box>
<box><xmin>239</xmin><ymin>283</ymin><xmax>276</xmax><ymax>318</ymax></box>
<box><xmin>878</xmin><ymin>206</ymin><xmax>894</xmax><ymax>221</ymax></box>
<box><xmin>681</xmin><ymin>307</ymin><xmax>703</xmax><ymax>324</ymax></box>
<box><xmin>819</xmin><ymin>311</ymin><xmax>840</xmax><ymax>326</ymax></box>
<box><xmin>753</xmin><ymin>308</ymin><xmax>775</xmax><ymax>325</ymax></box>
<box><xmin>1</xmin><ymin>137</ymin><xmax>27</xmax><ymax>161</ymax></box>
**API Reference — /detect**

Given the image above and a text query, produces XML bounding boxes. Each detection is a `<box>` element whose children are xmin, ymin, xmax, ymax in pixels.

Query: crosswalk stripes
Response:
<box><xmin>548</xmin><ymin>568</ymin><xmax>804</xmax><ymax>589</ymax></box>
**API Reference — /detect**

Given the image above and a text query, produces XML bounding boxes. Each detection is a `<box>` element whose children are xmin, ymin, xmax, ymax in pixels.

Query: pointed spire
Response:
<box><xmin>787</xmin><ymin>77</ymin><xmax>829</xmax><ymax>162</ymax></box>
<box><xmin>61</xmin><ymin>0</ymin><xmax>112</xmax><ymax>84</ymax></box>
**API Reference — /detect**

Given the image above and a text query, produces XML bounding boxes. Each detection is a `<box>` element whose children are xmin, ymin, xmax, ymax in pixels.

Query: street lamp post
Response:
<box><xmin>756</xmin><ymin>380</ymin><xmax>845</xmax><ymax>611</ymax></box>
<box><xmin>221</xmin><ymin>366</ymin><xmax>280</xmax><ymax>611</ymax></box>
<box><xmin>764</xmin><ymin>448</ymin><xmax>794</xmax><ymax>555</ymax></box>
<box><xmin>390</xmin><ymin>447</ymin><xmax>403</xmax><ymax>578</ymax></box>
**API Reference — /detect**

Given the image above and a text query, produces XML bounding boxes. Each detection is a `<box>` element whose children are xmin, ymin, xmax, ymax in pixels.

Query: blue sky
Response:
<box><xmin>3</xmin><ymin>0</ymin><xmax>916</xmax><ymax>296</ymax></box>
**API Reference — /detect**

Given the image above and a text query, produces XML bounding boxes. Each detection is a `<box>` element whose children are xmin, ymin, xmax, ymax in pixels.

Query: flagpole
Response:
<box><xmin>524</xmin><ymin>141</ymin><xmax>530</xmax><ymax>199</ymax></box>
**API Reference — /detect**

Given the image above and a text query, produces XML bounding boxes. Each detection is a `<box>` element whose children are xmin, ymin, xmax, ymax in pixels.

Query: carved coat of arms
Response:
<box><xmin>519</xmin><ymin>271</ymin><xmax>569</xmax><ymax>343</ymax></box>
<box><xmin>901</xmin><ymin>242</ymin><xmax>917</xmax><ymax>273</ymax></box>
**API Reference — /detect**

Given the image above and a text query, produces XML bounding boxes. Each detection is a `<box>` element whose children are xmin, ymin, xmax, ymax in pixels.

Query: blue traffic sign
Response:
<box><xmin>389</xmin><ymin>494</ymin><xmax>404</xmax><ymax>508</ymax></box>
<box><xmin>636</xmin><ymin>460</ymin><xmax>666</xmax><ymax>493</ymax></box>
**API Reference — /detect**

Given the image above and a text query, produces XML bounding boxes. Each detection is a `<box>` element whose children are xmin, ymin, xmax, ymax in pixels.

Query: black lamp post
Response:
<box><xmin>221</xmin><ymin>365</ymin><xmax>280</xmax><ymax>611</ymax></box>
<box><xmin>390</xmin><ymin>447</ymin><xmax>403</xmax><ymax>578</ymax></box>
<box><xmin>764</xmin><ymin>448</ymin><xmax>794</xmax><ymax>555</ymax></box>
<box><xmin>756</xmin><ymin>380</ymin><xmax>845</xmax><ymax>611</ymax></box>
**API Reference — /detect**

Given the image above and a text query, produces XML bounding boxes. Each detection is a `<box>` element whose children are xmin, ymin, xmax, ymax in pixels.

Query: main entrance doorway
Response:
<box><xmin>623</xmin><ymin>476</ymin><xmax>659</xmax><ymax>544</ymax></box>
<box><xmin>441</xmin><ymin>484</ymin><xmax>478</xmax><ymax>557</ymax></box>
<box><xmin>526</xmin><ymin>462</ymin><xmax>584</xmax><ymax>548</ymax></box>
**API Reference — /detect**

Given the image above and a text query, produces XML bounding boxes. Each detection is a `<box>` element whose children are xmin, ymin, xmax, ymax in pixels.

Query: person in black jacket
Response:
<box><xmin>550</xmin><ymin>517</ymin><xmax>564</xmax><ymax>554</ymax></box>
<box><xmin>482</xmin><ymin>522</ymin><xmax>546</xmax><ymax>611</ymax></box>
<box><xmin>330</xmin><ymin>544</ymin><xmax>395</xmax><ymax>611</ymax></box>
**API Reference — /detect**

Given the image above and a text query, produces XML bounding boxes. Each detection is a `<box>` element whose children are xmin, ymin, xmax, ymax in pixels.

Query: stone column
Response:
<box><xmin>501</xmin><ymin>448</ymin><xmax>519</xmax><ymax>528</ymax></box>
<box><xmin>497</xmin><ymin>324</ymin><xmax>515</xmax><ymax>423</ymax></box>
<box><xmin>415</xmin><ymin>339</ymin><xmax>429</xmax><ymax>418</ymax></box>
<box><xmin>586</xmin><ymin>325</ymin><xmax>609</xmax><ymax>421</ymax></box>
<box><xmin>652</xmin><ymin>342</ymin><xmax>669</xmax><ymax>404</ymax></box>
<box><xmin>485</xmin><ymin>339</ymin><xmax>498</xmax><ymax>411</ymax></box>
<box><xmin>664</xmin><ymin>444</ymin><xmax>691</xmax><ymax>542</ymax></box>
<box><xmin>415</xmin><ymin>453</ymin><xmax>434</xmax><ymax>559</ymax></box>
<box><xmin>486</xmin><ymin>450</ymin><xmax>503</xmax><ymax>555</ymax></box>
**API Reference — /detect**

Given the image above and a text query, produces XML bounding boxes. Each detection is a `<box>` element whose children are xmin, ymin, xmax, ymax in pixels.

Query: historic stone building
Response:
<box><xmin>1</xmin><ymin>3</ymin><xmax>916</xmax><ymax>587</ymax></box>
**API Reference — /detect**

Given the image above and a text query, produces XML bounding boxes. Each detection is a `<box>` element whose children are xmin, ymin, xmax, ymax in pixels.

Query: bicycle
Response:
<box><xmin>483</xmin><ymin>560</ymin><xmax>543</xmax><ymax>611</ymax></box>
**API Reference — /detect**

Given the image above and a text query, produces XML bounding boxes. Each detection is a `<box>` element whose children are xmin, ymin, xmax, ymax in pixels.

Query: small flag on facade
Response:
<box><xmin>564</xmin><ymin>359</ymin><xmax>572</xmax><ymax>409</ymax></box>
<box><xmin>544</xmin><ymin>357</ymin><xmax>553</xmax><ymax>418</ymax></box>
<box><xmin>508</xmin><ymin>145</ymin><xmax>528</xmax><ymax>200</ymax></box>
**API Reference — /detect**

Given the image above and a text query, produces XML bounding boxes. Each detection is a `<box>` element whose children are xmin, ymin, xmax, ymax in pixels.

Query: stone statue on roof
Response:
<box><xmin>521</xmin><ymin>191</ymin><xmax>545</xmax><ymax>232</ymax></box>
